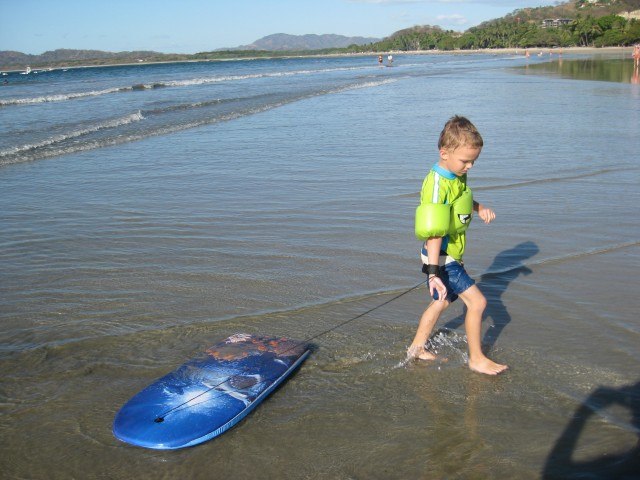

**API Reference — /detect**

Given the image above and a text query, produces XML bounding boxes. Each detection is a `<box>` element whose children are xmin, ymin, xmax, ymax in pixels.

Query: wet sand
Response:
<box><xmin>1</xmin><ymin>52</ymin><xmax>638</xmax><ymax>479</ymax></box>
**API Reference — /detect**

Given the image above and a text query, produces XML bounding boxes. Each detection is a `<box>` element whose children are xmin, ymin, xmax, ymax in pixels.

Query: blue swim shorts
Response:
<box><xmin>426</xmin><ymin>261</ymin><xmax>475</xmax><ymax>303</ymax></box>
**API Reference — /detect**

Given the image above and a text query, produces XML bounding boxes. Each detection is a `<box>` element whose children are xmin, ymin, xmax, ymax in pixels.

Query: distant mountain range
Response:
<box><xmin>0</xmin><ymin>34</ymin><xmax>380</xmax><ymax>69</ymax></box>
<box><xmin>231</xmin><ymin>33</ymin><xmax>380</xmax><ymax>51</ymax></box>
<box><xmin>0</xmin><ymin>49</ymin><xmax>161</xmax><ymax>68</ymax></box>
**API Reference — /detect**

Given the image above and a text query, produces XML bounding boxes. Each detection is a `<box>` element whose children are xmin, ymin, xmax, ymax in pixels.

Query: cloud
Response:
<box><xmin>347</xmin><ymin>0</ymin><xmax>469</xmax><ymax>4</ymax></box>
<box><xmin>347</xmin><ymin>0</ymin><xmax>437</xmax><ymax>4</ymax></box>
<box><xmin>436</xmin><ymin>13</ymin><xmax>469</xmax><ymax>25</ymax></box>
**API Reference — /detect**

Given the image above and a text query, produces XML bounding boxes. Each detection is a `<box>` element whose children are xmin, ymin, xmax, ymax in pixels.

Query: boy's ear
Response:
<box><xmin>439</xmin><ymin>148</ymin><xmax>449</xmax><ymax>160</ymax></box>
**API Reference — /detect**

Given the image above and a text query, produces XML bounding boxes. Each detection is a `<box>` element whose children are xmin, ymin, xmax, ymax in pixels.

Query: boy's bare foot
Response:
<box><xmin>468</xmin><ymin>357</ymin><xmax>509</xmax><ymax>375</ymax></box>
<box><xmin>407</xmin><ymin>345</ymin><xmax>438</xmax><ymax>361</ymax></box>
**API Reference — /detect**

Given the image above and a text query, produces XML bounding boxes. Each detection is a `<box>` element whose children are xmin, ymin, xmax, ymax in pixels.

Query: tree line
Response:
<box><xmin>343</xmin><ymin>13</ymin><xmax>640</xmax><ymax>53</ymax></box>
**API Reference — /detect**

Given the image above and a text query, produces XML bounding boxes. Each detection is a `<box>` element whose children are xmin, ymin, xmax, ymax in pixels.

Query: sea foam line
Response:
<box><xmin>0</xmin><ymin>65</ymin><xmax>373</xmax><ymax>106</ymax></box>
<box><xmin>394</xmin><ymin>168</ymin><xmax>622</xmax><ymax>200</ymax></box>
<box><xmin>0</xmin><ymin>77</ymin><xmax>396</xmax><ymax>166</ymax></box>
<box><xmin>473</xmin><ymin>169</ymin><xmax>619</xmax><ymax>191</ymax></box>
<box><xmin>0</xmin><ymin>87</ymin><xmax>125</xmax><ymax>106</ymax></box>
<box><xmin>0</xmin><ymin>111</ymin><xmax>144</xmax><ymax>158</ymax></box>
<box><xmin>480</xmin><ymin>241</ymin><xmax>640</xmax><ymax>277</ymax></box>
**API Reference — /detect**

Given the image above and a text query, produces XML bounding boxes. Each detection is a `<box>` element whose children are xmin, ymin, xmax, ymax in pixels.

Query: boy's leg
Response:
<box><xmin>458</xmin><ymin>285</ymin><xmax>508</xmax><ymax>375</ymax></box>
<box><xmin>408</xmin><ymin>299</ymin><xmax>450</xmax><ymax>360</ymax></box>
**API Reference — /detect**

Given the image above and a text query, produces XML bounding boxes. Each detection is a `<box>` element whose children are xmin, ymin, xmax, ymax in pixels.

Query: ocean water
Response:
<box><xmin>1</xmin><ymin>52</ymin><xmax>639</xmax><ymax>479</ymax></box>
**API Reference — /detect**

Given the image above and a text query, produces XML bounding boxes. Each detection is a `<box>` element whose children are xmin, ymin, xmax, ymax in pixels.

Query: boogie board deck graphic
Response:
<box><xmin>113</xmin><ymin>334</ymin><xmax>311</xmax><ymax>449</ymax></box>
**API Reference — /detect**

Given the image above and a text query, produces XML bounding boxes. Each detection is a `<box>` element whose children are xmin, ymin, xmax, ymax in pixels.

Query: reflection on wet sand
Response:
<box><xmin>522</xmin><ymin>57</ymin><xmax>640</xmax><ymax>84</ymax></box>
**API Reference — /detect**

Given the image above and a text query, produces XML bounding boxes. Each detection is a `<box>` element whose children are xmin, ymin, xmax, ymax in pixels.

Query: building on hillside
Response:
<box><xmin>577</xmin><ymin>0</ymin><xmax>613</xmax><ymax>6</ymax></box>
<box><xmin>541</xmin><ymin>18</ymin><xmax>572</xmax><ymax>28</ymax></box>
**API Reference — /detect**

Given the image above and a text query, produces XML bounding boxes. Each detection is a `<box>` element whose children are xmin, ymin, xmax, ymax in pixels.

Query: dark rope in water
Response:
<box><xmin>153</xmin><ymin>280</ymin><xmax>426</xmax><ymax>423</ymax></box>
<box><xmin>299</xmin><ymin>280</ymin><xmax>426</xmax><ymax>345</ymax></box>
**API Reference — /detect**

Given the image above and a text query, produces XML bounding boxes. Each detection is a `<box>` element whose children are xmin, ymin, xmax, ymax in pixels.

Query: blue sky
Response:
<box><xmin>1</xmin><ymin>0</ymin><xmax>558</xmax><ymax>54</ymax></box>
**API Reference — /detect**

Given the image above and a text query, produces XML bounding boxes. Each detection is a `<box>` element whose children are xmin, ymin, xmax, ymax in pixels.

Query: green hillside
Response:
<box><xmin>356</xmin><ymin>0</ymin><xmax>640</xmax><ymax>51</ymax></box>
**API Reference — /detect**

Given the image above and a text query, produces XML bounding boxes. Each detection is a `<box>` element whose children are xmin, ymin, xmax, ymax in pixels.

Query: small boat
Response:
<box><xmin>20</xmin><ymin>66</ymin><xmax>31</xmax><ymax>75</ymax></box>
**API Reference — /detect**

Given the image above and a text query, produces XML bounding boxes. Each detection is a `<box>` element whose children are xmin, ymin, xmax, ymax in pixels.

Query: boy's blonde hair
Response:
<box><xmin>438</xmin><ymin>115</ymin><xmax>483</xmax><ymax>151</ymax></box>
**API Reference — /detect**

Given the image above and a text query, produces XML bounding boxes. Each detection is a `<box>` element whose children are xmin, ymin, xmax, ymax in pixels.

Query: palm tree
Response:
<box><xmin>572</xmin><ymin>15</ymin><xmax>603</xmax><ymax>46</ymax></box>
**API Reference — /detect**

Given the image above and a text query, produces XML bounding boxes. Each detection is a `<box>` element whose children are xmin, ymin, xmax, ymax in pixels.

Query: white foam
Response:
<box><xmin>0</xmin><ymin>87</ymin><xmax>124</xmax><ymax>106</ymax></box>
<box><xmin>0</xmin><ymin>65</ymin><xmax>374</xmax><ymax>107</ymax></box>
<box><xmin>0</xmin><ymin>111</ymin><xmax>144</xmax><ymax>158</ymax></box>
<box><xmin>0</xmin><ymin>74</ymin><xmax>395</xmax><ymax>165</ymax></box>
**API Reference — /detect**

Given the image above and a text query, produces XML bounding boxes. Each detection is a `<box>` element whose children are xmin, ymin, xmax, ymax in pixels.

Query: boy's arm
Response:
<box><xmin>426</xmin><ymin>236</ymin><xmax>447</xmax><ymax>301</ymax></box>
<box><xmin>473</xmin><ymin>200</ymin><xmax>496</xmax><ymax>224</ymax></box>
<box><xmin>420</xmin><ymin>172</ymin><xmax>447</xmax><ymax>300</ymax></box>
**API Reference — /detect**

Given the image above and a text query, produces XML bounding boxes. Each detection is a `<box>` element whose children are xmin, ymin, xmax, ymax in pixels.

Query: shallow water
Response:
<box><xmin>522</xmin><ymin>56</ymin><xmax>640</xmax><ymax>84</ymax></box>
<box><xmin>1</xmin><ymin>53</ymin><xmax>639</xmax><ymax>479</ymax></box>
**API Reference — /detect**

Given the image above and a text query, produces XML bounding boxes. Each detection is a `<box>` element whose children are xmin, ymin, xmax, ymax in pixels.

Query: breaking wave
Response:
<box><xmin>0</xmin><ymin>112</ymin><xmax>145</xmax><ymax>160</ymax></box>
<box><xmin>0</xmin><ymin>77</ymin><xmax>397</xmax><ymax>166</ymax></box>
<box><xmin>0</xmin><ymin>65</ymin><xmax>373</xmax><ymax>107</ymax></box>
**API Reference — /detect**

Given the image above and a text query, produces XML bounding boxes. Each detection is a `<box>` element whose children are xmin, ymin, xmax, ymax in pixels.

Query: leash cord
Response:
<box><xmin>153</xmin><ymin>280</ymin><xmax>426</xmax><ymax>422</ymax></box>
<box><xmin>299</xmin><ymin>279</ymin><xmax>426</xmax><ymax>346</ymax></box>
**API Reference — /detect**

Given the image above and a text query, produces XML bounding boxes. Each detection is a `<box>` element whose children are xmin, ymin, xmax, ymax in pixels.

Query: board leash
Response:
<box><xmin>297</xmin><ymin>279</ymin><xmax>426</xmax><ymax>346</ymax></box>
<box><xmin>154</xmin><ymin>279</ymin><xmax>427</xmax><ymax>423</ymax></box>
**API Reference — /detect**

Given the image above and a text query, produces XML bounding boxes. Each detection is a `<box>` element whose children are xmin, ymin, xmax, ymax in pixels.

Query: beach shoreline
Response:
<box><xmin>1</xmin><ymin>46</ymin><xmax>633</xmax><ymax>74</ymax></box>
<box><xmin>412</xmin><ymin>46</ymin><xmax>631</xmax><ymax>55</ymax></box>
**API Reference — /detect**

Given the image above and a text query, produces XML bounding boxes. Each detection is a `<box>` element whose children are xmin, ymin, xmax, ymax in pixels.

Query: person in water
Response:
<box><xmin>409</xmin><ymin>115</ymin><xmax>508</xmax><ymax>375</ymax></box>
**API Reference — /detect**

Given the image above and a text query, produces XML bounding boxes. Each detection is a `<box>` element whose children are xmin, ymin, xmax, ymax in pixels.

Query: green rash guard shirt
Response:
<box><xmin>419</xmin><ymin>163</ymin><xmax>472</xmax><ymax>261</ymax></box>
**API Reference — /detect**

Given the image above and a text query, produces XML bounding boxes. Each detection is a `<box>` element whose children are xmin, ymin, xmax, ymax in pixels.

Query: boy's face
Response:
<box><xmin>439</xmin><ymin>145</ymin><xmax>481</xmax><ymax>177</ymax></box>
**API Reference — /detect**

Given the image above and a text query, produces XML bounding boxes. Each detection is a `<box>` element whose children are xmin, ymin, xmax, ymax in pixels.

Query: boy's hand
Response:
<box><xmin>429</xmin><ymin>276</ymin><xmax>447</xmax><ymax>301</ymax></box>
<box><xmin>477</xmin><ymin>204</ymin><xmax>496</xmax><ymax>224</ymax></box>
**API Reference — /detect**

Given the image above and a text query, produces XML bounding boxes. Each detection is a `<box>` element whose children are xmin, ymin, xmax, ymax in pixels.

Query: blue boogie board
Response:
<box><xmin>113</xmin><ymin>334</ymin><xmax>311</xmax><ymax>449</ymax></box>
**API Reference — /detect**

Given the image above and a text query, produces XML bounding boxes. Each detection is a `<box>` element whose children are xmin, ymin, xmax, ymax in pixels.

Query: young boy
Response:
<box><xmin>409</xmin><ymin>116</ymin><xmax>508</xmax><ymax>375</ymax></box>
